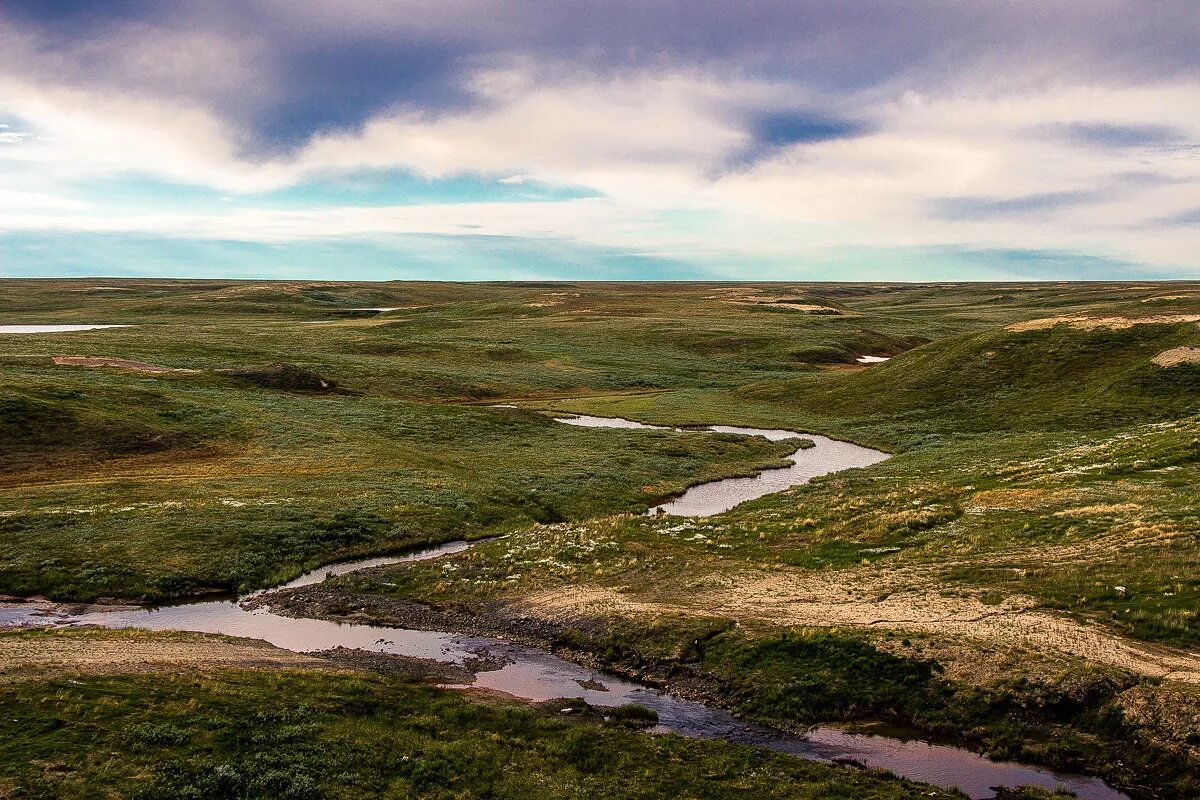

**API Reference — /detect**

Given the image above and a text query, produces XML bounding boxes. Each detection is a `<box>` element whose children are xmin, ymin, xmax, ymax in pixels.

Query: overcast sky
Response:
<box><xmin>1</xmin><ymin>1</ymin><xmax>1198</xmax><ymax>280</ymax></box>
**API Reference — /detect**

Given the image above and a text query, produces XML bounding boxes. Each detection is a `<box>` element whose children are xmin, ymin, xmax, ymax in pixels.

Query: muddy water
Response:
<box><xmin>555</xmin><ymin>414</ymin><xmax>890</xmax><ymax>516</ymax></box>
<box><xmin>0</xmin><ymin>324</ymin><xmax>132</xmax><ymax>334</ymax></box>
<box><xmin>0</xmin><ymin>415</ymin><xmax>1129</xmax><ymax>799</ymax></box>
<box><xmin>0</xmin><ymin>539</ymin><xmax>1128</xmax><ymax>800</ymax></box>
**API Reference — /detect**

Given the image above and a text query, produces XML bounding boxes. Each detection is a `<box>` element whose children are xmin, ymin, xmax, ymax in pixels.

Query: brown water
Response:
<box><xmin>0</xmin><ymin>538</ymin><xmax>1127</xmax><ymax>800</ymax></box>
<box><xmin>0</xmin><ymin>415</ymin><xmax>1130</xmax><ymax>799</ymax></box>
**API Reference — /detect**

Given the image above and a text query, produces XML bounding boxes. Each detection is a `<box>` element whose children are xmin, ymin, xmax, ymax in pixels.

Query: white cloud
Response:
<box><xmin>0</xmin><ymin>48</ymin><xmax>1197</xmax><ymax>272</ymax></box>
<box><xmin>0</xmin><ymin>188</ymin><xmax>92</xmax><ymax>211</ymax></box>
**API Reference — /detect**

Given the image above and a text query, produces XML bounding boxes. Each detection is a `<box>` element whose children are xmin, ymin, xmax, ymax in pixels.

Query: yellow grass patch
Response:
<box><xmin>966</xmin><ymin>488</ymin><xmax>1080</xmax><ymax>513</ymax></box>
<box><xmin>1052</xmin><ymin>503</ymin><xmax>1143</xmax><ymax>518</ymax></box>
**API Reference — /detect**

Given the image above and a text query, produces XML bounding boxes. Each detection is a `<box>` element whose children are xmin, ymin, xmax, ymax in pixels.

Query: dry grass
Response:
<box><xmin>52</xmin><ymin>356</ymin><xmax>198</xmax><ymax>373</ymax></box>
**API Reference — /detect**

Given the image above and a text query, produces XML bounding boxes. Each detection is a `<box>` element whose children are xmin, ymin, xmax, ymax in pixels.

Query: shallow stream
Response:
<box><xmin>0</xmin><ymin>416</ymin><xmax>1128</xmax><ymax>800</ymax></box>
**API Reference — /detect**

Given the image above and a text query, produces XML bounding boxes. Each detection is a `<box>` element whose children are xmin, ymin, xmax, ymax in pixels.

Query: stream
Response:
<box><xmin>0</xmin><ymin>415</ymin><xmax>1128</xmax><ymax>800</ymax></box>
<box><xmin>553</xmin><ymin>414</ymin><xmax>890</xmax><ymax>516</ymax></box>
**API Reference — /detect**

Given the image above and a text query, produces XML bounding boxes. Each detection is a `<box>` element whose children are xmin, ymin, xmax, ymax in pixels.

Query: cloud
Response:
<box><xmin>6</xmin><ymin>1</ymin><xmax>1200</xmax><ymax>152</ymax></box>
<box><xmin>931</xmin><ymin>191</ymin><xmax>1098</xmax><ymax>221</ymax></box>
<box><xmin>1047</xmin><ymin>123</ymin><xmax>1190</xmax><ymax>149</ymax></box>
<box><xmin>0</xmin><ymin>2</ymin><xmax>1198</xmax><ymax>278</ymax></box>
<box><xmin>1155</xmin><ymin>208</ymin><xmax>1200</xmax><ymax>227</ymax></box>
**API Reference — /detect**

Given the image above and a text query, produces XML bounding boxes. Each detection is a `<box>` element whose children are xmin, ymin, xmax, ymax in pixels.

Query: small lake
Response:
<box><xmin>0</xmin><ymin>324</ymin><xmax>132</xmax><ymax>334</ymax></box>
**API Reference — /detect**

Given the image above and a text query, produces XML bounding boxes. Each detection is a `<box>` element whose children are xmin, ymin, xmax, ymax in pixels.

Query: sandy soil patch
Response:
<box><xmin>707</xmin><ymin>569</ymin><xmax>1200</xmax><ymax>683</ymax></box>
<box><xmin>525</xmin><ymin>292</ymin><xmax>581</xmax><ymax>308</ymax></box>
<box><xmin>52</xmin><ymin>356</ymin><xmax>198</xmax><ymax>373</ymax></box>
<box><xmin>703</xmin><ymin>288</ymin><xmax>844</xmax><ymax>314</ymax></box>
<box><xmin>732</xmin><ymin>302</ymin><xmax>842</xmax><ymax>313</ymax></box>
<box><xmin>517</xmin><ymin>562</ymin><xmax>1200</xmax><ymax>685</ymax></box>
<box><xmin>1151</xmin><ymin>347</ymin><xmax>1200</xmax><ymax>367</ymax></box>
<box><xmin>513</xmin><ymin>585</ymin><xmax>709</xmax><ymax>624</ymax></box>
<box><xmin>0</xmin><ymin>628</ymin><xmax>332</xmax><ymax>682</ymax></box>
<box><xmin>1007</xmin><ymin>314</ymin><xmax>1200</xmax><ymax>332</ymax></box>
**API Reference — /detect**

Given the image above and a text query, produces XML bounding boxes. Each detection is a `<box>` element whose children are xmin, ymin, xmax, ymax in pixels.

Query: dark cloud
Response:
<box><xmin>717</xmin><ymin>110</ymin><xmax>871</xmax><ymax>172</ymax></box>
<box><xmin>1154</xmin><ymin>208</ymin><xmax>1200</xmax><ymax>227</ymax></box>
<box><xmin>1111</xmin><ymin>171</ymin><xmax>1188</xmax><ymax>187</ymax></box>
<box><xmin>3</xmin><ymin>0</ymin><xmax>156</xmax><ymax>28</ymax></box>
<box><xmin>1049</xmin><ymin>123</ymin><xmax>1188</xmax><ymax>149</ymax></box>
<box><xmin>931</xmin><ymin>191</ymin><xmax>1097</xmax><ymax>221</ymax></box>
<box><xmin>4</xmin><ymin>1</ymin><xmax>1199</xmax><ymax>155</ymax></box>
<box><xmin>750</xmin><ymin>111</ymin><xmax>869</xmax><ymax>147</ymax></box>
<box><xmin>247</xmin><ymin>41</ymin><xmax>474</xmax><ymax>152</ymax></box>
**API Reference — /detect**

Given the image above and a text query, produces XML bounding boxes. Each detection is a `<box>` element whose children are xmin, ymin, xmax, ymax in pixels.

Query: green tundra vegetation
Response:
<box><xmin>0</xmin><ymin>631</ymin><xmax>960</xmax><ymax>800</ymax></box>
<box><xmin>3</xmin><ymin>279</ymin><xmax>1200</xmax><ymax>798</ymax></box>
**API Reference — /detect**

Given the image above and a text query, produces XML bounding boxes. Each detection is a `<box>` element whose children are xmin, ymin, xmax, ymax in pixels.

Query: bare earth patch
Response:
<box><xmin>52</xmin><ymin>356</ymin><xmax>198</xmax><ymax>373</ymax></box>
<box><xmin>703</xmin><ymin>288</ymin><xmax>844</xmax><ymax>314</ymax></box>
<box><xmin>512</xmin><ymin>585</ymin><xmax>708</xmax><ymax>624</ymax></box>
<box><xmin>516</xmin><ymin>564</ymin><xmax>1200</xmax><ymax>685</ymax></box>
<box><xmin>1151</xmin><ymin>347</ymin><xmax>1200</xmax><ymax>368</ymax></box>
<box><xmin>729</xmin><ymin>302</ymin><xmax>842</xmax><ymax>313</ymax></box>
<box><xmin>708</xmin><ymin>569</ymin><xmax>1200</xmax><ymax>683</ymax></box>
<box><xmin>1007</xmin><ymin>315</ymin><xmax>1200</xmax><ymax>332</ymax></box>
<box><xmin>0</xmin><ymin>628</ymin><xmax>333</xmax><ymax>682</ymax></box>
<box><xmin>525</xmin><ymin>291</ymin><xmax>581</xmax><ymax>308</ymax></box>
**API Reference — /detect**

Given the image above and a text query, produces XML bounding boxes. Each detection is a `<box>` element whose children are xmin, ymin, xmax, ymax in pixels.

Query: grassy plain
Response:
<box><xmin>4</xmin><ymin>279</ymin><xmax>1200</xmax><ymax>797</ymax></box>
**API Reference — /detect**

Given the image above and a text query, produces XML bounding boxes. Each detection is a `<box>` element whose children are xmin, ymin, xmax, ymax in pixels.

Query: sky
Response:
<box><xmin>0</xmin><ymin>1</ymin><xmax>1197</xmax><ymax>281</ymax></box>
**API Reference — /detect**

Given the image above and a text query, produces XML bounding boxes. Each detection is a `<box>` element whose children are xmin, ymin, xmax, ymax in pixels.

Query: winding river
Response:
<box><xmin>554</xmin><ymin>414</ymin><xmax>891</xmax><ymax>516</ymax></box>
<box><xmin>0</xmin><ymin>415</ymin><xmax>1128</xmax><ymax>800</ymax></box>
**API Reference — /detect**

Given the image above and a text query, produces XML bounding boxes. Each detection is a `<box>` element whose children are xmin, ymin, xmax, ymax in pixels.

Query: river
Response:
<box><xmin>0</xmin><ymin>415</ymin><xmax>1128</xmax><ymax>800</ymax></box>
